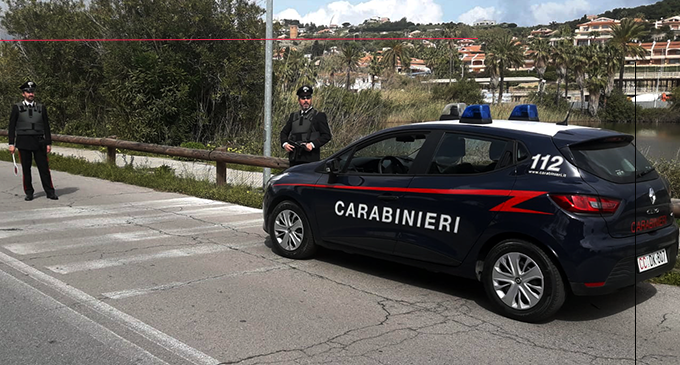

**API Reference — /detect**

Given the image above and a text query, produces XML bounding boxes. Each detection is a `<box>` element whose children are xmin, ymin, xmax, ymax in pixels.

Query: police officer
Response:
<box><xmin>279</xmin><ymin>86</ymin><xmax>332</xmax><ymax>167</ymax></box>
<box><xmin>8</xmin><ymin>81</ymin><xmax>58</xmax><ymax>201</ymax></box>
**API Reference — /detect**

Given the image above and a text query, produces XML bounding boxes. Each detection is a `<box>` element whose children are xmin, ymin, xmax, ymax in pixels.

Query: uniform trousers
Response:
<box><xmin>18</xmin><ymin>147</ymin><xmax>55</xmax><ymax>196</ymax></box>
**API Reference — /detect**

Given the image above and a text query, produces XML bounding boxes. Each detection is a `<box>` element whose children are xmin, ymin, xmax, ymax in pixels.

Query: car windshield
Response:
<box><xmin>568</xmin><ymin>139</ymin><xmax>657</xmax><ymax>183</ymax></box>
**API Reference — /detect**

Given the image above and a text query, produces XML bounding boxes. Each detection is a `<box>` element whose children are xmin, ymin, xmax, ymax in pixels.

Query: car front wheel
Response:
<box><xmin>269</xmin><ymin>201</ymin><xmax>317</xmax><ymax>259</ymax></box>
<box><xmin>482</xmin><ymin>240</ymin><xmax>565</xmax><ymax>322</ymax></box>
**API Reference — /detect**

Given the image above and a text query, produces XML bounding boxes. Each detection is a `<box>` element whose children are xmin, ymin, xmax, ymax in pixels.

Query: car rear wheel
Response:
<box><xmin>482</xmin><ymin>240</ymin><xmax>565</xmax><ymax>322</ymax></box>
<box><xmin>269</xmin><ymin>201</ymin><xmax>317</xmax><ymax>259</ymax></box>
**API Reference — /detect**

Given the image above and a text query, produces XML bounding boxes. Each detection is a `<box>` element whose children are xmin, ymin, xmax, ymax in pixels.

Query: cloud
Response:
<box><xmin>275</xmin><ymin>0</ymin><xmax>443</xmax><ymax>26</ymax></box>
<box><xmin>457</xmin><ymin>6</ymin><xmax>503</xmax><ymax>25</ymax></box>
<box><xmin>530</xmin><ymin>0</ymin><xmax>591</xmax><ymax>25</ymax></box>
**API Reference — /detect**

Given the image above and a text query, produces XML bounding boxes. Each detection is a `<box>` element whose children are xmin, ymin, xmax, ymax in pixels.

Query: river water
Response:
<box><xmin>572</xmin><ymin>122</ymin><xmax>680</xmax><ymax>162</ymax></box>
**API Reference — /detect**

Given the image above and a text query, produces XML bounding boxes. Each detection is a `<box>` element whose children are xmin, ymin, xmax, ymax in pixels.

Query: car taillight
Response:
<box><xmin>550</xmin><ymin>194</ymin><xmax>620</xmax><ymax>215</ymax></box>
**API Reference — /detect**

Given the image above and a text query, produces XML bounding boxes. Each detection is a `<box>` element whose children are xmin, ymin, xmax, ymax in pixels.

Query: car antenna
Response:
<box><xmin>556</xmin><ymin>102</ymin><xmax>574</xmax><ymax>126</ymax></box>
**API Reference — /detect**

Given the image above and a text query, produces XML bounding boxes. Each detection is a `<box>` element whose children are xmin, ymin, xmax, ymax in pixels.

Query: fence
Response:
<box><xmin>0</xmin><ymin>130</ymin><xmax>288</xmax><ymax>186</ymax></box>
<box><xmin>2</xmin><ymin>129</ymin><xmax>680</xmax><ymax>215</ymax></box>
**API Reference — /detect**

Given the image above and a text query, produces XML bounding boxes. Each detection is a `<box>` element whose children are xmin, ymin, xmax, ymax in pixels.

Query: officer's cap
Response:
<box><xmin>20</xmin><ymin>81</ymin><xmax>37</xmax><ymax>93</ymax></box>
<box><xmin>296</xmin><ymin>85</ymin><xmax>313</xmax><ymax>98</ymax></box>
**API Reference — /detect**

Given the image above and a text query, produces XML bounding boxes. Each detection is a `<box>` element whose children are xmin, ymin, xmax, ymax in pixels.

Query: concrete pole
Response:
<box><xmin>263</xmin><ymin>0</ymin><xmax>274</xmax><ymax>188</ymax></box>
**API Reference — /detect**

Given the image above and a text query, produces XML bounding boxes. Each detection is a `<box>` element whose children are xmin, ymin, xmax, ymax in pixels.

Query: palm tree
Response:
<box><xmin>443</xmin><ymin>24</ymin><xmax>460</xmax><ymax>79</ymax></box>
<box><xmin>341</xmin><ymin>43</ymin><xmax>362</xmax><ymax>90</ymax></box>
<box><xmin>585</xmin><ymin>47</ymin><xmax>609</xmax><ymax>116</ymax></box>
<box><xmin>368</xmin><ymin>53</ymin><xmax>383</xmax><ymax>89</ymax></box>
<box><xmin>484</xmin><ymin>51</ymin><xmax>501</xmax><ymax>103</ymax></box>
<box><xmin>486</xmin><ymin>34</ymin><xmax>524</xmax><ymax>105</ymax></box>
<box><xmin>571</xmin><ymin>46</ymin><xmax>589</xmax><ymax>113</ymax></box>
<box><xmin>610</xmin><ymin>18</ymin><xmax>648</xmax><ymax>91</ymax></box>
<box><xmin>601</xmin><ymin>44</ymin><xmax>622</xmax><ymax>109</ymax></box>
<box><xmin>530</xmin><ymin>38</ymin><xmax>551</xmax><ymax>101</ymax></box>
<box><xmin>381</xmin><ymin>41</ymin><xmax>412</xmax><ymax>74</ymax></box>
<box><xmin>552</xmin><ymin>40</ymin><xmax>572</xmax><ymax>105</ymax></box>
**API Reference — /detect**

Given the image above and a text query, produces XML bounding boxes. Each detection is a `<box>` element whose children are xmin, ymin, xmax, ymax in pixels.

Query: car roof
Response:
<box><xmin>416</xmin><ymin>119</ymin><xmax>590</xmax><ymax>137</ymax></box>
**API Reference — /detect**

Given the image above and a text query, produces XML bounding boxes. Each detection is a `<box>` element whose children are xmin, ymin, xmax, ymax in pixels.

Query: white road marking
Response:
<box><xmin>0</xmin><ymin>205</ymin><xmax>263</xmax><ymax>240</ymax></box>
<box><xmin>0</xmin><ymin>269</ymin><xmax>169</xmax><ymax>365</ymax></box>
<box><xmin>47</xmin><ymin>240</ymin><xmax>263</xmax><ymax>275</ymax></box>
<box><xmin>0</xmin><ymin>197</ymin><xmax>227</xmax><ymax>223</ymax></box>
<box><xmin>102</xmin><ymin>265</ymin><xmax>287</xmax><ymax>300</ymax></box>
<box><xmin>3</xmin><ymin>223</ymin><xmax>258</xmax><ymax>255</ymax></box>
<box><xmin>0</xmin><ymin>251</ymin><xmax>220</xmax><ymax>365</ymax></box>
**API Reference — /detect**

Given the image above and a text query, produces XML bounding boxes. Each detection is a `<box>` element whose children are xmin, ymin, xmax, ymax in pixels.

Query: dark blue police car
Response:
<box><xmin>263</xmin><ymin>104</ymin><xmax>678</xmax><ymax>322</ymax></box>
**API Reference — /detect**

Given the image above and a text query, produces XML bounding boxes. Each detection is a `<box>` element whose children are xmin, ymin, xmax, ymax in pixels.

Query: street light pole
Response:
<box><xmin>263</xmin><ymin>0</ymin><xmax>273</xmax><ymax>187</ymax></box>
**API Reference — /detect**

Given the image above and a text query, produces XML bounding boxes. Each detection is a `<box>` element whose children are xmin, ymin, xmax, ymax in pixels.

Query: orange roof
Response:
<box><xmin>461</xmin><ymin>54</ymin><xmax>485</xmax><ymax>62</ymax></box>
<box><xmin>459</xmin><ymin>45</ymin><xmax>483</xmax><ymax>53</ymax></box>
<box><xmin>578</xmin><ymin>18</ymin><xmax>619</xmax><ymax>27</ymax></box>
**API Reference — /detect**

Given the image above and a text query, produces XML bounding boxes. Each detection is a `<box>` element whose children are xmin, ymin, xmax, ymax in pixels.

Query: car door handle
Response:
<box><xmin>378</xmin><ymin>194</ymin><xmax>400</xmax><ymax>201</ymax></box>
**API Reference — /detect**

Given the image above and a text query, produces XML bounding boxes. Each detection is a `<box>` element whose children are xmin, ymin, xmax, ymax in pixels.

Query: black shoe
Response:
<box><xmin>47</xmin><ymin>194</ymin><xmax>59</xmax><ymax>200</ymax></box>
<box><xmin>25</xmin><ymin>194</ymin><xmax>34</xmax><ymax>201</ymax></box>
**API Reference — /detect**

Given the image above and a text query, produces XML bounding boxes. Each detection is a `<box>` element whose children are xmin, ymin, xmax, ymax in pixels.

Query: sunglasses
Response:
<box><xmin>299</xmin><ymin>96</ymin><xmax>312</xmax><ymax>100</ymax></box>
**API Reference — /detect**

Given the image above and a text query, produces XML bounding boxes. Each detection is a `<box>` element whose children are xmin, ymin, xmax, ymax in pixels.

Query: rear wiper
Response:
<box><xmin>636</xmin><ymin>167</ymin><xmax>655</xmax><ymax>178</ymax></box>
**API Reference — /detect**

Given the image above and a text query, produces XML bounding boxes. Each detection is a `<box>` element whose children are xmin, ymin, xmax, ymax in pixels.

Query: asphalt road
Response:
<box><xmin>1</xmin><ymin>161</ymin><xmax>679</xmax><ymax>365</ymax></box>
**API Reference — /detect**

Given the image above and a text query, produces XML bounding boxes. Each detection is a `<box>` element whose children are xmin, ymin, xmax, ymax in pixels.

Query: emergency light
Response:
<box><xmin>460</xmin><ymin>104</ymin><xmax>492</xmax><ymax>124</ymax></box>
<box><xmin>509</xmin><ymin>104</ymin><xmax>539</xmax><ymax>121</ymax></box>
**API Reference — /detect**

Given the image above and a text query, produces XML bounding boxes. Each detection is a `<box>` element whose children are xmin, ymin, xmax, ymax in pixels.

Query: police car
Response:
<box><xmin>262</xmin><ymin>104</ymin><xmax>678</xmax><ymax>322</ymax></box>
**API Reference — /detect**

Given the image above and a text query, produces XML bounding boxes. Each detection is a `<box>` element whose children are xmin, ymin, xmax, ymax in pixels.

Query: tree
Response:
<box><xmin>342</xmin><ymin>22</ymin><xmax>351</xmax><ymax>28</ymax></box>
<box><xmin>552</xmin><ymin>40</ymin><xmax>572</xmax><ymax>106</ymax></box>
<box><xmin>610</xmin><ymin>18</ymin><xmax>648</xmax><ymax>91</ymax></box>
<box><xmin>486</xmin><ymin>34</ymin><xmax>523</xmax><ymax>105</ymax></box>
<box><xmin>484</xmin><ymin>51</ymin><xmax>501</xmax><ymax>102</ymax></box>
<box><xmin>571</xmin><ymin>46</ymin><xmax>589</xmax><ymax>113</ymax></box>
<box><xmin>558</xmin><ymin>24</ymin><xmax>573</xmax><ymax>39</ymax></box>
<box><xmin>341</xmin><ymin>43</ymin><xmax>362</xmax><ymax>90</ymax></box>
<box><xmin>368</xmin><ymin>53</ymin><xmax>383</xmax><ymax>88</ymax></box>
<box><xmin>584</xmin><ymin>45</ymin><xmax>609</xmax><ymax>116</ymax></box>
<box><xmin>380</xmin><ymin>41</ymin><xmax>411</xmax><ymax>75</ymax></box>
<box><xmin>530</xmin><ymin>38</ymin><xmax>551</xmax><ymax>102</ymax></box>
<box><xmin>311</xmin><ymin>40</ymin><xmax>324</xmax><ymax>58</ymax></box>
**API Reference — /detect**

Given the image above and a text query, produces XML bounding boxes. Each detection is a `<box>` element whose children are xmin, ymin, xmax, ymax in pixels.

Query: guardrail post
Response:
<box><xmin>107</xmin><ymin>136</ymin><xmax>117</xmax><ymax>165</ymax></box>
<box><xmin>216</xmin><ymin>146</ymin><xmax>227</xmax><ymax>186</ymax></box>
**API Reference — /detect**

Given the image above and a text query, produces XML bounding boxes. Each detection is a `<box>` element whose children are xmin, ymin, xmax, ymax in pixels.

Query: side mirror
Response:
<box><xmin>325</xmin><ymin>159</ymin><xmax>341</xmax><ymax>183</ymax></box>
<box><xmin>325</xmin><ymin>159</ymin><xmax>340</xmax><ymax>174</ymax></box>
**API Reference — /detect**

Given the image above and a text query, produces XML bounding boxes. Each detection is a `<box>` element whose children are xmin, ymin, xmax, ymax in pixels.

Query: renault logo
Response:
<box><xmin>649</xmin><ymin>187</ymin><xmax>656</xmax><ymax>205</ymax></box>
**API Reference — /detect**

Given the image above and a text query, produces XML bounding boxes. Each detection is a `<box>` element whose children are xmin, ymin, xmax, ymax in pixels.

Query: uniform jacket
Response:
<box><xmin>8</xmin><ymin>102</ymin><xmax>52</xmax><ymax>151</ymax></box>
<box><xmin>280</xmin><ymin>108</ymin><xmax>332</xmax><ymax>164</ymax></box>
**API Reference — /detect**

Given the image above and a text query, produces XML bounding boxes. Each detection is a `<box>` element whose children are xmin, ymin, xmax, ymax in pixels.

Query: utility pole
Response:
<box><xmin>263</xmin><ymin>0</ymin><xmax>273</xmax><ymax>187</ymax></box>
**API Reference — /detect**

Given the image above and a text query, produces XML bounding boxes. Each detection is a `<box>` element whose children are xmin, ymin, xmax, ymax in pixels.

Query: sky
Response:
<box><xmin>268</xmin><ymin>0</ymin><xmax>659</xmax><ymax>27</ymax></box>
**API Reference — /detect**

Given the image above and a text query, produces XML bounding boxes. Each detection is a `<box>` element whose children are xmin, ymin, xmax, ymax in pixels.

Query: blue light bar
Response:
<box><xmin>460</xmin><ymin>104</ymin><xmax>492</xmax><ymax>124</ymax></box>
<box><xmin>509</xmin><ymin>104</ymin><xmax>539</xmax><ymax>121</ymax></box>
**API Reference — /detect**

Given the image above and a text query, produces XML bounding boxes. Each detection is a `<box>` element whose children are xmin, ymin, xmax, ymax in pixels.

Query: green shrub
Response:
<box><xmin>638</xmin><ymin>108</ymin><xmax>680</xmax><ymax>123</ymax></box>
<box><xmin>179</xmin><ymin>141</ymin><xmax>208</xmax><ymax>150</ymax></box>
<box><xmin>598</xmin><ymin>90</ymin><xmax>639</xmax><ymax>123</ymax></box>
<box><xmin>431</xmin><ymin>78</ymin><xmax>483</xmax><ymax>105</ymax></box>
<box><xmin>653</xmin><ymin>159</ymin><xmax>680</xmax><ymax>199</ymax></box>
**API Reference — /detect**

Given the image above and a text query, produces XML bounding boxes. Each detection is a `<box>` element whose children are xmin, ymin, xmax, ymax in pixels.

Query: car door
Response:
<box><xmin>394</xmin><ymin>132</ymin><xmax>517</xmax><ymax>265</ymax></box>
<box><xmin>312</xmin><ymin>131</ymin><xmax>432</xmax><ymax>254</ymax></box>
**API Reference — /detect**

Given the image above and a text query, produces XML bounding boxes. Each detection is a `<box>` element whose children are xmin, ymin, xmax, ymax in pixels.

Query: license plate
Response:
<box><xmin>637</xmin><ymin>249</ymin><xmax>668</xmax><ymax>273</ymax></box>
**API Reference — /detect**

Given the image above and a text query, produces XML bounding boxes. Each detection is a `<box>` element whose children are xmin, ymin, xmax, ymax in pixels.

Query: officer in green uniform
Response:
<box><xmin>279</xmin><ymin>86</ymin><xmax>332</xmax><ymax>167</ymax></box>
<box><xmin>8</xmin><ymin>81</ymin><xmax>58</xmax><ymax>201</ymax></box>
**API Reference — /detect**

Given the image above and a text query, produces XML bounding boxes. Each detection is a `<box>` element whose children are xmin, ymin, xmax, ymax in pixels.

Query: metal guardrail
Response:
<box><xmin>0</xmin><ymin>130</ymin><xmax>289</xmax><ymax>186</ymax></box>
<box><xmin>2</xmin><ymin>129</ymin><xmax>680</xmax><ymax>216</ymax></box>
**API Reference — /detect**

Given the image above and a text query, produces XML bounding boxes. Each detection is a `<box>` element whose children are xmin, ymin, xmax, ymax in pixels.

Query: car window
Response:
<box><xmin>518</xmin><ymin>143</ymin><xmax>529</xmax><ymax>162</ymax></box>
<box><xmin>343</xmin><ymin>133</ymin><xmax>428</xmax><ymax>174</ymax></box>
<box><xmin>428</xmin><ymin>133</ymin><xmax>508</xmax><ymax>175</ymax></box>
<box><xmin>569</xmin><ymin>139</ymin><xmax>657</xmax><ymax>183</ymax></box>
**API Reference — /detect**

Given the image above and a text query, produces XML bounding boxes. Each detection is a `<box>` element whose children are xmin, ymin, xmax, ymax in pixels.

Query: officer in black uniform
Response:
<box><xmin>279</xmin><ymin>86</ymin><xmax>332</xmax><ymax>167</ymax></box>
<box><xmin>8</xmin><ymin>81</ymin><xmax>58</xmax><ymax>201</ymax></box>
